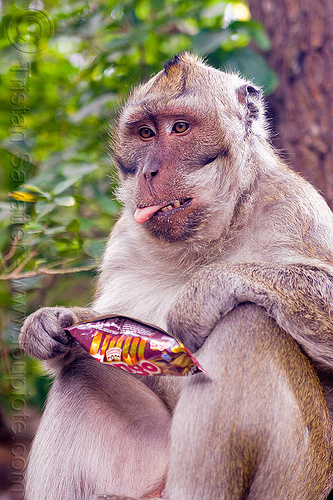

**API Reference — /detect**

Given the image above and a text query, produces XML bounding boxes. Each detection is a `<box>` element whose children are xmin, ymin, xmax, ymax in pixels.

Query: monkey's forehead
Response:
<box><xmin>119</xmin><ymin>54</ymin><xmax>249</xmax><ymax>122</ymax></box>
<box><xmin>119</xmin><ymin>94</ymin><xmax>218</xmax><ymax>123</ymax></box>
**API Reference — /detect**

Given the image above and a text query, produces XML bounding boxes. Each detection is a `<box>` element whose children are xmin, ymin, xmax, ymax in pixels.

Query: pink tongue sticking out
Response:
<box><xmin>134</xmin><ymin>204</ymin><xmax>165</xmax><ymax>224</ymax></box>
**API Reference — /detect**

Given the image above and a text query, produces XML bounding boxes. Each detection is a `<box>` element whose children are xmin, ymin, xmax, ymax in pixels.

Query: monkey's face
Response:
<box><xmin>113</xmin><ymin>53</ymin><xmax>264</xmax><ymax>244</ymax></box>
<box><xmin>116</xmin><ymin>103</ymin><xmax>227</xmax><ymax>243</ymax></box>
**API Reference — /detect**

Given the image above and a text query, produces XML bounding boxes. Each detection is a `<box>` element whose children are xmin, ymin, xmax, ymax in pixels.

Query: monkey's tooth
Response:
<box><xmin>160</xmin><ymin>201</ymin><xmax>182</xmax><ymax>212</ymax></box>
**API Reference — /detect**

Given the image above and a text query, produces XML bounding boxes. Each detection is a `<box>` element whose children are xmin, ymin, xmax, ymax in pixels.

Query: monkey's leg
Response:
<box><xmin>166</xmin><ymin>303</ymin><xmax>333</xmax><ymax>500</ymax></box>
<box><xmin>24</xmin><ymin>355</ymin><xmax>170</xmax><ymax>500</ymax></box>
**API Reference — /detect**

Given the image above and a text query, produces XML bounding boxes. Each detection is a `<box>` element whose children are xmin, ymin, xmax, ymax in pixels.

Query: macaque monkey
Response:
<box><xmin>20</xmin><ymin>53</ymin><xmax>333</xmax><ymax>500</ymax></box>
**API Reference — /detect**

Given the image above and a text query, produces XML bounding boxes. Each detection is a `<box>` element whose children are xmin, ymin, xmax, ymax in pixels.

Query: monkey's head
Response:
<box><xmin>113</xmin><ymin>53</ymin><xmax>267</xmax><ymax>244</ymax></box>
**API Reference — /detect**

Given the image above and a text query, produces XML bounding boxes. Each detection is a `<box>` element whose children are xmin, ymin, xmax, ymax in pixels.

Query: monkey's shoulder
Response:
<box><xmin>246</xmin><ymin>173</ymin><xmax>333</xmax><ymax>266</ymax></box>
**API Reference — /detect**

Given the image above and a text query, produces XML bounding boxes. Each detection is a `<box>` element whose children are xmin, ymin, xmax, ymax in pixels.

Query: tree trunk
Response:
<box><xmin>249</xmin><ymin>0</ymin><xmax>333</xmax><ymax>207</ymax></box>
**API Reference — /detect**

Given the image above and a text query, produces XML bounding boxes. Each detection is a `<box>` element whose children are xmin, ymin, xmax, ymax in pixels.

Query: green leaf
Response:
<box><xmin>52</xmin><ymin>178</ymin><xmax>81</xmax><ymax>196</ymax></box>
<box><xmin>95</xmin><ymin>194</ymin><xmax>121</xmax><ymax>216</ymax></box>
<box><xmin>24</xmin><ymin>184</ymin><xmax>50</xmax><ymax>195</ymax></box>
<box><xmin>83</xmin><ymin>239</ymin><xmax>105</xmax><ymax>259</ymax></box>
<box><xmin>54</xmin><ymin>196</ymin><xmax>76</xmax><ymax>207</ymax></box>
<box><xmin>231</xmin><ymin>20</ymin><xmax>271</xmax><ymax>51</ymax></box>
<box><xmin>221</xmin><ymin>32</ymin><xmax>250</xmax><ymax>51</ymax></box>
<box><xmin>60</xmin><ymin>163</ymin><xmax>99</xmax><ymax>179</ymax></box>
<box><xmin>192</xmin><ymin>29</ymin><xmax>230</xmax><ymax>55</ymax></box>
<box><xmin>216</xmin><ymin>46</ymin><xmax>278</xmax><ymax>94</ymax></box>
<box><xmin>67</xmin><ymin>218</ymin><xmax>81</xmax><ymax>233</ymax></box>
<box><xmin>35</xmin><ymin>201</ymin><xmax>56</xmax><ymax>217</ymax></box>
<box><xmin>69</xmin><ymin>94</ymin><xmax>116</xmax><ymax>123</ymax></box>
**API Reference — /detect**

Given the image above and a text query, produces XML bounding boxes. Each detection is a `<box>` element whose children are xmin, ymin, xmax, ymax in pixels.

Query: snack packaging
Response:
<box><xmin>66</xmin><ymin>315</ymin><xmax>205</xmax><ymax>376</ymax></box>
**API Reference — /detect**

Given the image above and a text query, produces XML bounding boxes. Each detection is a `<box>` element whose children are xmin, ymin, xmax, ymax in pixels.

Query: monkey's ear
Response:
<box><xmin>236</xmin><ymin>84</ymin><xmax>261</xmax><ymax>126</ymax></box>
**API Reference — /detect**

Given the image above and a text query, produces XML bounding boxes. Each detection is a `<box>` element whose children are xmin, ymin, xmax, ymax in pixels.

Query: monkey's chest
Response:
<box><xmin>93</xmin><ymin>274</ymin><xmax>183</xmax><ymax>331</ymax></box>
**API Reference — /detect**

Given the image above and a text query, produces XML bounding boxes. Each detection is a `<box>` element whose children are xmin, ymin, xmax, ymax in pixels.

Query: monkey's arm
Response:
<box><xmin>19</xmin><ymin>306</ymin><xmax>100</xmax><ymax>372</ymax></box>
<box><xmin>167</xmin><ymin>263</ymin><xmax>333</xmax><ymax>371</ymax></box>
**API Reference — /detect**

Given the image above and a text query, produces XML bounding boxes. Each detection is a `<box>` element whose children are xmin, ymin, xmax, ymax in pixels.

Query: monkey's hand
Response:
<box><xmin>19</xmin><ymin>306</ymin><xmax>99</xmax><ymax>369</ymax></box>
<box><xmin>167</xmin><ymin>263</ymin><xmax>333</xmax><ymax>371</ymax></box>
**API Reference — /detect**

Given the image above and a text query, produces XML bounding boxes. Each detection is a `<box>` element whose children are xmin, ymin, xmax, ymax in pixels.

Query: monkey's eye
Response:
<box><xmin>139</xmin><ymin>127</ymin><xmax>155</xmax><ymax>140</ymax></box>
<box><xmin>172</xmin><ymin>122</ymin><xmax>190</xmax><ymax>134</ymax></box>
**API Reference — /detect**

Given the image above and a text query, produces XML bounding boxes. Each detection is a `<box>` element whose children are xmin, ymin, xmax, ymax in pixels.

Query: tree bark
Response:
<box><xmin>249</xmin><ymin>0</ymin><xmax>333</xmax><ymax>207</ymax></box>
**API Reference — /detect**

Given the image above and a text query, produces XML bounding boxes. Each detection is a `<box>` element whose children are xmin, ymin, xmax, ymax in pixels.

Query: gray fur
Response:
<box><xmin>19</xmin><ymin>53</ymin><xmax>333</xmax><ymax>499</ymax></box>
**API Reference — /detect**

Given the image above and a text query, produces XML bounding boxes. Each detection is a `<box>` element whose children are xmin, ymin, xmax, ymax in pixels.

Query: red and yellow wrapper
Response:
<box><xmin>66</xmin><ymin>315</ymin><xmax>204</xmax><ymax>376</ymax></box>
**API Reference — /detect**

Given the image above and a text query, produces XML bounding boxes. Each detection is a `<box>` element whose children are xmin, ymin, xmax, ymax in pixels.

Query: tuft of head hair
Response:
<box><xmin>162</xmin><ymin>52</ymin><xmax>203</xmax><ymax>74</ymax></box>
<box><xmin>142</xmin><ymin>52</ymin><xmax>206</xmax><ymax>99</ymax></box>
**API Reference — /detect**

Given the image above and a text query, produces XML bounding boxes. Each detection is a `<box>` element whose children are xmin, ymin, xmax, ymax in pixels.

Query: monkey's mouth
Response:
<box><xmin>134</xmin><ymin>198</ymin><xmax>192</xmax><ymax>224</ymax></box>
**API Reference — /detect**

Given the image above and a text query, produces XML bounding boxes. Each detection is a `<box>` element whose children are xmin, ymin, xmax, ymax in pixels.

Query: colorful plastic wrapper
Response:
<box><xmin>66</xmin><ymin>315</ymin><xmax>205</xmax><ymax>376</ymax></box>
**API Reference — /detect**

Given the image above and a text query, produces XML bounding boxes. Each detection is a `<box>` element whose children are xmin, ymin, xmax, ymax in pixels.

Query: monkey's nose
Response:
<box><xmin>143</xmin><ymin>164</ymin><xmax>159</xmax><ymax>182</ymax></box>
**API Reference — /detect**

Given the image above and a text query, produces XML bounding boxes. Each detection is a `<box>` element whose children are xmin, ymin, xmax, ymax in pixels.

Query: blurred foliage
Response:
<box><xmin>0</xmin><ymin>0</ymin><xmax>276</xmax><ymax>412</ymax></box>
